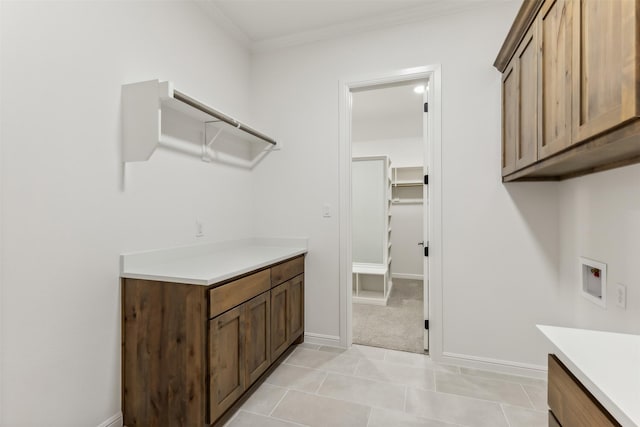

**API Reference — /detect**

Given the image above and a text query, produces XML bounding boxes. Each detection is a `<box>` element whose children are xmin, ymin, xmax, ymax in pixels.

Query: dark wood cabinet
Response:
<box><xmin>572</xmin><ymin>0</ymin><xmax>638</xmax><ymax>143</ymax></box>
<box><xmin>270</xmin><ymin>281</ymin><xmax>290</xmax><ymax>360</ymax></box>
<box><xmin>502</xmin><ymin>59</ymin><xmax>518</xmax><ymax>175</ymax></box>
<box><xmin>244</xmin><ymin>292</ymin><xmax>271</xmax><ymax>386</ymax></box>
<box><xmin>122</xmin><ymin>254</ymin><xmax>305</xmax><ymax>427</ymax></box>
<box><xmin>289</xmin><ymin>275</ymin><xmax>304</xmax><ymax>340</ymax></box>
<box><xmin>515</xmin><ymin>25</ymin><xmax>539</xmax><ymax>170</ymax></box>
<box><xmin>209</xmin><ymin>305</ymin><xmax>245</xmax><ymax>422</ymax></box>
<box><xmin>270</xmin><ymin>272</ymin><xmax>305</xmax><ymax>361</ymax></box>
<box><xmin>538</xmin><ymin>0</ymin><xmax>573</xmax><ymax>159</ymax></box>
<box><xmin>495</xmin><ymin>0</ymin><xmax>640</xmax><ymax>181</ymax></box>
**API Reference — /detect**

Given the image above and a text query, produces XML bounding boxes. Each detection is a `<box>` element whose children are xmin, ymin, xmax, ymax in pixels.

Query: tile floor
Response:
<box><xmin>224</xmin><ymin>343</ymin><xmax>548</xmax><ymax>427</ymax></box>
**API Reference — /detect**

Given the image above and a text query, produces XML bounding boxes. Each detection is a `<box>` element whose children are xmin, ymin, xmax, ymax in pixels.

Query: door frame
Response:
<box><xmin>338</xmin><ymin>65</ymin><xmax>443</xmax><ymax>357</ymax></box>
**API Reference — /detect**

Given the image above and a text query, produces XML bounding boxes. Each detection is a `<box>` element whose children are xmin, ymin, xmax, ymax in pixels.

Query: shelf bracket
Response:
<box><xmin>203</xmin><ymin>121</ymin><xmax>224</xmax><ymax>162</ymax></box>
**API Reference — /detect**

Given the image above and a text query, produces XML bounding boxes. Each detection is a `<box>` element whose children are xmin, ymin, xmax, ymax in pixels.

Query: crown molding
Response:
<box><xmin>250</xmin><ymin>1</ymin><xmax>504</xmax><ymax>53</ymax></box>
<box><xmin>194</xmin><ymin>0</ymin><xmax>252</xmax><ymax>50</ymax></box>
<box><xmin>195</xmin><ymin>0</ymin><xmax>514</xmax><ymax>54</ymax></box>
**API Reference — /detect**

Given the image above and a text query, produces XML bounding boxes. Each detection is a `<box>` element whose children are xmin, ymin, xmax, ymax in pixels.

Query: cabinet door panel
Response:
<box><xmin>289</xmin><ymin>275</ymin><xmax>304</xmax><ymax>342</ymax></box>
<box><xmin>502</xmin><ymin>60</ymin><xmax>518</xmax><ymax>175</ymax></box>
<box><xmin>573</xmin><ymin>0</ymin><xmax>638</xmax><ymax>142</ymax></box>
<box><xmin>539</xmin><ymin>0</ymin><xmax>573</xmax><ymax>159</ymax></box>
<box><xmin>516</xmin><ymin>26</ymin><xmax>539</xmax><ymax>169</ymax></box>
<box><xmin>548</xmin><ymin>355</ymin><xmax>619</xmax><ymax>427</ymax></box>
<box><xmin>209</xmin><ymin>306</ymin><xmax>245</xmax><ymax>422</ymax></box>
<box><xmin>245</xmin><ymin>292</ymin><xmax>270</xmax><ymax>386</ymax></box>
<box><xmin>270</xmin><ymin>282</ymin><xmax>290</xmax><ymax>360</ymax></box>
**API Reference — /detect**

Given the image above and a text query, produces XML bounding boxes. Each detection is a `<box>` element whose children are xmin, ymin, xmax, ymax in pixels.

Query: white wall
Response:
<box><xmin>557</xmin><ymin>165</ymin><xmax>640</xmax><ymax>334</ymax></box>
<box><xmin>250</xmin><ymin>2</ymin><xmax>565</xmax><ymax>368</ymax></box>
<box><xmin>352</xmin><ymin>137</ymin><xmax>422</xmax><ymax>167</ymax></box>
<box><xmin>1</xmin><ymin>1</ymin><xmax>255</xmax><ymax>426</ymax></box>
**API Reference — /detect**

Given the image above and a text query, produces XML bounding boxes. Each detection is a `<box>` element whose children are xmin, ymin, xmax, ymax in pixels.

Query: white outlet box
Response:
<box><xmin>616</xmin><ymin>283</ymin><xmax>627</xmax><ymax>309</ymax></box>
<box><xmin>579</xmin><ymin>257</ymin><xmax>607</xmax><ymax>308</ymax></box>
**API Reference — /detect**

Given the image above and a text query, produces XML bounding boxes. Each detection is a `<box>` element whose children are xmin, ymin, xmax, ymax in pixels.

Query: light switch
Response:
<box><xmin>616</xmin><ymin>283</ymin><xmax>627</xmax><ymax>309</ymax></box>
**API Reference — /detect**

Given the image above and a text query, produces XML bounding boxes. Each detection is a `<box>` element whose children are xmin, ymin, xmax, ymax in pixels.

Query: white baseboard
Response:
<box><xmin>441</xmin><ymin>351</ymin><xmax>547</xmax><ymax>379</ymax></box>
<box><xmin>304</xmin><ymin>332</ymin><xmax>342</xmax><ymax>348</ymax></box>
<box><xmin>97</xmin><ymin>413</ymin><xmax>122</xmax><ymax>427</ymax></box>
<box><xmin>391</xmin><ymin>273</ymin><xmax>423</xmax><ymax>280</ymax></box>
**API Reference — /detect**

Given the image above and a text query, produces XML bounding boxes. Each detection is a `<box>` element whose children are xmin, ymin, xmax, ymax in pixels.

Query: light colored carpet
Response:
<box><xmin>352</xmin><ymin>279</ymin><xmax>424</xmax><ymax>354</ymax></box>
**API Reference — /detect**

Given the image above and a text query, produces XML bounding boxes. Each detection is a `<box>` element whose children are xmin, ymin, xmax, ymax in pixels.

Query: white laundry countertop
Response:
<box><xmin>538</xmin><ymin>325</ymin><xmax>640</xmax><ymax>427</ymax></box>
<box><xmin>120</xmin><ymin>238</ymin><xmax>307</xmax><ymax>286</ymax></box>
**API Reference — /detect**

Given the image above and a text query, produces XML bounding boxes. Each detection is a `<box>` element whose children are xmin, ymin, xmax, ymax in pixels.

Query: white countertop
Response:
<box><xmin>538</xmin><ymin>325</ymin><xmax>640</xmax><ymax>427</ymax></box>
<box><xmin>120</xmin><ymin>238</ymin><xmax>307</xmax><ymax>285</ymax></box>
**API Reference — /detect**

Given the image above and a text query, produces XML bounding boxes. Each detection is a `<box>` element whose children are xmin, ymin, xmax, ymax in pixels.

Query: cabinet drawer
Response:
<box><xmin>209</xmin><ymin>269</ymin><xmax>270</xmax><ymax>318</ymax></box>
<box><xmin>271</xmin><ymin>256</ymin><xmax>304</xmax><ymax>287</ymax></box>
<box><xmin>548</xmin><ymin>354</ymin><xmax>620</xmax><ymax>427</ymax></box>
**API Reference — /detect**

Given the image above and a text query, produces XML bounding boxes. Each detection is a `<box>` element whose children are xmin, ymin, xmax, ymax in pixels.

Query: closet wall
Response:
<box><xmin>352</xmin><ymin>138</ymin><xmax>424</xmax><ymax>278</ymax></box>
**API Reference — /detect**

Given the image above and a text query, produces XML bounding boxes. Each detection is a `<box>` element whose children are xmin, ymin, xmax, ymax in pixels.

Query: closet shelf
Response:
<box><xmin>392</xmin><ymin>180</ymin><xmax>423</xmax><ymax>187</ymax></box>
<box><xmin>392</xmin><ymin>199</ymin><xmax>423</xmax><ymax>205</ymax></box>
<box><xmin>122</xmin><ymin>79</ymin><xmax>278</xmax><ymax>165</ymax></box>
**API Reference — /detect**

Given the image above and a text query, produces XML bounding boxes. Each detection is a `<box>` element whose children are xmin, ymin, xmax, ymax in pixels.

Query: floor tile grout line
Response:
<box><xmin>235</xmin><ymin>408</ymin><xmax>309</xmax><ymax>426</ymax></box>
<box><xmin>458</xmin><ymin>369</ymin><xmax>547</xmax><ymax>387</ymax></box>
<box><xmin>287</xmin><ymin>387</ymin><xmax>405</xmax><ymax>415</ymax></box>
<box><xmin>411</xmin><ymin>384</ymin><xmax>535</xmax><ymax>408</ymax></box>
<box><xmin>520</xmin><ymin>383</ymin><xmax>536</xmax><ymax>410</ymax></box>
<box><xmin>499</xmin><ymin>403</ymin><xmax>513</xmax><ymax>427</ymax></box>
<box><xmin>313</xmin><ymin>371</ymin><xmax>329</xmax><ymax>395</ymax></box>
<box><xmin>352</xmin><ymin>356</ymin><xmax>363</xmax><ymax>376</ymax></box>
<box><xmin>268</xmin><ymin>388</ymin><xmax>291</xmax><ymax>418</ymax></box>
<box><xmin>402</xmin><ymin>386</ymin><xmax>408</xmax><ymax>412</ymax></box>
<box><xmin>365</xmin><ymin>405</ymin><xmax>373</xmax><ymax>427</ymax></box>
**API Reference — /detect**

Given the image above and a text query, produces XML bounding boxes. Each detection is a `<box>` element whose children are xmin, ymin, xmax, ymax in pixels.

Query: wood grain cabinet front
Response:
<box><xmin>547</xmin><ymin>354</ymin><xmax>621</xmax><ymax>427</ymax></box>
<box><xmin>244</xmin><ymin>291</ymin><xmax>271</xmax><ymax>386</ymax></box>
<box><xmin>209</xmin><ymin>305</ymin><xmax>246</xmax><ymax>422</ymax></box>
<box><xmin>270</xmin><ymin>280</ymin><xmax>290</xmax><ymax>361</ymax></box>
<box><xmin>495</xmin><ymin>0</ymin><xmax>640</xmax><ymax>181</ymax></box>
<box><xmin>122</xmin><ymin>254</ymin><xmax>305</xmax><ymax>427</ymax></box>
<box><xmin>271</xmin><ymin>273</ymin><xmax>305</xmax><ymax>361</ymax></box>
<box><xmin>538</xmin><ymin>0</ymin><xmax>573</xmax><ymax>159</ymax></box>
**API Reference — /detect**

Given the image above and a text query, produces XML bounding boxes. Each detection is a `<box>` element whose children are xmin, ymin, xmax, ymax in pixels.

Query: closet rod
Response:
<box><xmin>173</xmin><ymin>90</ymin><xmax>277</xmax><ymax>146</ymax></box>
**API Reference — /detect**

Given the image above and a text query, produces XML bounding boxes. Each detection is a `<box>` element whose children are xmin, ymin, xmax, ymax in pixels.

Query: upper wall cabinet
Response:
<box><xmin>122</xmin><ymin>80</ymin><xmax>279</xmax><ymax>169</ymax></box>
<box><xmin>494</xmin><ymin>0</ymin><xmax>640</xmax><ymax>181</ymax></box>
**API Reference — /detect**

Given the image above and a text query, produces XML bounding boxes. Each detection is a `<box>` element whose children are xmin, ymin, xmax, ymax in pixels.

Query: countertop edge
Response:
<box><xmin>120</xmin><ymin>246</ymin><xmax>307</xmax><ymax>286</ymax></box>
<box><xmin>537</xmin><ymin>325</ymin><xmax>637</xmax><ymax>427</ymax></box>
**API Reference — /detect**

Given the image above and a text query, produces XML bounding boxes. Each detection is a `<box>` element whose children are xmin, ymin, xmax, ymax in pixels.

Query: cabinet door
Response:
<box><xmin>289</xmin><ymin>275</ymin><xmax>304</xmax><ymax>342</ymax></box>
<box><xmin>244</xmin><ymin>292</ymin><xmax>270</xmax><ymax>386</ymax></box>
<box><xmin>270</xmin><ymin>282</ymin><xmax>290</xmax><ymax>360</ymax></box>
<box><xmin>502</xmin><ymin>58</ymin><xmax>518</xmax><ymax>175</ymax></box>
<box><xmin>209</xmin><ymin>305</ymin><xmax>245</xmax><ymax>422</ymax></box>
<box><xmin>538</xmin><ymin>0</ymin><xmax>573</xmax><ymax>159</ymax></box>
<box><xmin>515</xmin><ymin>25</ymin><xmax>539</xmax><ymax>169</ymax></box>
<box><xmin>572</xmin><ymin>0</ymin><xmax>639</xmax><ymax>143</ymax></box>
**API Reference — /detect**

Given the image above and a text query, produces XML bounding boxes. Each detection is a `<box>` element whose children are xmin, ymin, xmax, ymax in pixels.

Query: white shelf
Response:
<box><xmin>391</xmin><ymin>165</ymin><xmax>424</xmax><ymax>203</ymax></box>
<box><xmin>393</xmin><ymin>179</ymin><xmax>423</xmax><ymax>187</ymax></box>
<box><xmin>392</xmin><ymin>198</ymin><xmax>423</xmax><ymax>205</ymax></box>
<box><xmin>122</xmin><ymin>80</ymin><xmax>278</xmax><ymax>168</ymax></box>
<box><xmin>352</xmin><ymin>155</ymin><xmax>392</xmax><ymax>306</ymax></box>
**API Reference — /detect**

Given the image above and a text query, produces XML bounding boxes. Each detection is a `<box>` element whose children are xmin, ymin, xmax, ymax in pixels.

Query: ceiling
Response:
<box><xmin>352</xmin><ymin>81</ymin><xmax>426</xmax><ymax>141</ymax></box>
<box><xmin>197</xmin><ymin>0</ymin><xmax>513</xmax><ymax>51</ymax></box>
<box><xmin>353</xmin><ymin>81</ymin><xmax>426</xmax><ymax>124</ymax></box>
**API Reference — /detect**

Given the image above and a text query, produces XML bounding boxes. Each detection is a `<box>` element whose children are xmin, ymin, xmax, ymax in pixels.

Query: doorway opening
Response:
<box><xmin>338</xmin><ymin>66</ymin><xmax>442</xmax><ymax>357</ymax></box>
<box><xmin>351</xmin><ymin>80</ymin><xmax>427</xmax><ymax>353</ymax></box>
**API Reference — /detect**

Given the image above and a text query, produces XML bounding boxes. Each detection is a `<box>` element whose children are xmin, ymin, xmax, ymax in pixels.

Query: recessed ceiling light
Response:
<box><xmin>413</xmin><ymin>85</ymin><xmax>425</xmax><ymax>94</ymax></box>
